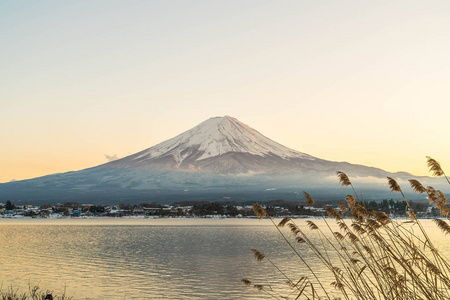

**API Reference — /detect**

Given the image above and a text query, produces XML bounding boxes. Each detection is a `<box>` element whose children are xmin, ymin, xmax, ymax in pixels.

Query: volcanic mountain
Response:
<box><xmin>102</xmin><ymin>116</ymin><xmax>399</xmax><ymax>177</ymax></box>
<box><xmin>106</xmin><ymin>116</ymin><xmax>316</xmax><ymax>173</ymax></box>
<box><xmin>0</xmin><ymin>116</ymin><xmax>425</xmax><ymax>203</ymax></box>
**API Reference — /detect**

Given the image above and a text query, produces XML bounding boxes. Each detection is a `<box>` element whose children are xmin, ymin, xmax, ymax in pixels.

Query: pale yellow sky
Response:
<box><xmin>1</xmin><ymin>1</ymin><xmax>450</xmax><ymax>183</ymax></box>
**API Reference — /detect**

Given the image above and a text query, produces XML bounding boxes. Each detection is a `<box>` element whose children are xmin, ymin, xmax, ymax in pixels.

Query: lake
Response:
<box><xmin>0</xmin><ymin>218</ymin><xmax>449</xmax><ymax>299</ymax></box>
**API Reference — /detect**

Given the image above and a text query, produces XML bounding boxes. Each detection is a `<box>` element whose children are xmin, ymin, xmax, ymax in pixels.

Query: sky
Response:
<box><xmin>1</xmin><ymin>0</ymin><xmax>450</xmax><ymax>183</ymax></box>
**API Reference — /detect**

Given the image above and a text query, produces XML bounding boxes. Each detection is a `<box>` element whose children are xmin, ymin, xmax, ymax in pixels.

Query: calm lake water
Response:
<box><xmin>0</xmin><ymin>218</ymin><xmax>449</xmax><ymax>299</ymax></box>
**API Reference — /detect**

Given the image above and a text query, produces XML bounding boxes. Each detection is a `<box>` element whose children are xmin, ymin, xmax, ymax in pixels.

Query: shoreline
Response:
<box><xmin>0</xmin><ymin>214</ymin><xmax>442</xmax><ymax>226</ymax></box>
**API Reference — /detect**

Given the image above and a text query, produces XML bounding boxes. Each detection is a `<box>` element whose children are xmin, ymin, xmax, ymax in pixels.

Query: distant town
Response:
<box><xmin>0</xmin><ymin>199</ymin><xmax>442</xmax><ymax>218</ymax></box>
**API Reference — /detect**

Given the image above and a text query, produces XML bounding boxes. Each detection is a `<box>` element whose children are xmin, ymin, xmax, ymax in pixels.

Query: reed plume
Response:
<box><xmin>427</xmin><ymin>156</ymin><xmax>450</xmax><ymax>185</ymax></box>
<box><xmin>295</xmin><ymin>236</ymin><xmax>306</xmax><ymax>243</ymax></box>
<box><xmin>387</xmin><ymin>177</ymin><xmax>402</xmax><ymax>193</ymax></box>
<box><xmin>333</xmin><ymin>232</ymin><xmax>345</xmax><ymax>242</ymax></box>
<box><xmin>345</xmin><ymin>194</ymin><xmax>356</xmax><ymax>209</ymax></box>
<box><xmin>337</xmin><ymin>171</ymin><xmax>363</xmax><ymax>204</ymax></box>
<box><xmin>278</xmin><ymin>217</ymin><xmax>291</xmax><ymax>228</ymax></box>
<box><xmin>338</xmin><ymin>203</ymin><xmax>348</xmax><ymax>215</ymax></box>
<box><xmin>427</xmin><ymin>156</ymin><xmax>445</xmax><ymax>177</ymax></box>
<box><xmin>254</xmin><ymin>285</ymin><xmax>264</xmax><ymax>291</ymax></box>
<box><xmin>241</xmin><ymin>279</ymin><xmax>252</xmax><ymax>286</ymax></box>
<box><xmin>251</xmin><ymin>249</ymin><xmax>265</xmax><ymax>262</ymax></box>
<box><xmin>303</xmin><ymin>192</ymin><xmax>315</xmax><ymax>205</ymax></box>
<box><xmin>434</xmin><ymin>219</ymin><xmax>450</xmax><ymax>235</ymax></box>
<box><xmin>252</xmin><ymin>203</ymin><xmax>267</xmax><ymax>219</ymax></box>
<box><xmin>306</xmin><ymin>220</ymin><xmax>319</xmax><ymax>230</ymax></box>
<box><xmin>325</xmin><ymin>206</ymin><xmax>342</xmax><ymax>220</ymax></box>
<box><xmin>370</xmin><ymin>211</ymin><xmax>390</xmax><ymax>226</ymax></box>
<box><xmin>337</xmin><ymin>171</ymin><xmax>351</xmax><ymax>186</ymax></box>
<box><xmin>437</xmin><ymin>190</ymin><xmax>448</xmax><ymax>204</ymax></box>
<box><xmin>427</xmin><ymin>186</ymin><xmax>439</xmax><ymax>204</ymax></box>
<box><xmin>408</xmin><ymin>179</ymin><xmax>426</xmax><ymax>194</ymax></box>
<box><xmin>436</xmin><ymin>193</ymin><xmax>450</xmax><ymax>217</ymax></box>
<box><xmin>287</xmin><ymin>223</ymin><xmax>300</xmax><ymax>236</ymax></box>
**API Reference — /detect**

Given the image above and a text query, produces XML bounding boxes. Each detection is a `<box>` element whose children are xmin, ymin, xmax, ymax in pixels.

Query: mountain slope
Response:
<box><xmin>105</xmin><ymin>116</ymin><xmax>315</xmax><ymax>173</ymax></box>
<box><xmin>1</xmin><ymin>116</ymin><xmax>428</xmax><ymax>203</ymax></box>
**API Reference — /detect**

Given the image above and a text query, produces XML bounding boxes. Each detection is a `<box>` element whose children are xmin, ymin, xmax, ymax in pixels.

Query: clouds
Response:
<box><xmin>105</xmin><ymin>154</ymin><xmax>118</xmax><ymax>162</ymax></box>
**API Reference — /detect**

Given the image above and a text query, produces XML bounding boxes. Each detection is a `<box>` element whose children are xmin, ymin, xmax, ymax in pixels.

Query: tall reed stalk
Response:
<box><xmin>243</xmin><ymin>157</ymin><xmax>450</xmax><ymax>299</ymax></box>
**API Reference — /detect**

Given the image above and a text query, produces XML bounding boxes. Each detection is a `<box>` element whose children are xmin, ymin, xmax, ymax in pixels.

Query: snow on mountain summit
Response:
<box><xmin>133</xmin><ymin>116</ymin><xmax>313</xmax><ymax>165</ymax></box>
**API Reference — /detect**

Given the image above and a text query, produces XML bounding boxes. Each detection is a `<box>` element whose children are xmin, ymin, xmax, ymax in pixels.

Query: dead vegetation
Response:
<box><xmin>243</xmin><ymin>157</ymin><xmax>450</xmax><ymax>299</ymax></box>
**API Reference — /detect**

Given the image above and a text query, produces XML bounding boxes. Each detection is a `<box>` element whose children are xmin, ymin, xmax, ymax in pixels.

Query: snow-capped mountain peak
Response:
<box><xmin>132</xmin><ymin>116</ymin><xmax>312</xmax><ymax>165</ymax></box>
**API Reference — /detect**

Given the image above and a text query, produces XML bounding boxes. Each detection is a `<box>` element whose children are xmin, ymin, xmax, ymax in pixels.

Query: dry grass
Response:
<box><xmin>243</xmin><ymin>157</ymin><xmax>450</xmax><ymax>299</ymax></box>
<box><xmin>0</xmin><ymin>284</ymin><xmax>72</xmax><ymax>300</ymax></box>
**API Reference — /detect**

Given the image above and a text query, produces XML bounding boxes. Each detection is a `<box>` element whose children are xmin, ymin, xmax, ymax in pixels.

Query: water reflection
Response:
<box><xmin>0</xmin><ymin>219</ymin><xmax>448</xmax><ymax>299</ymax></box>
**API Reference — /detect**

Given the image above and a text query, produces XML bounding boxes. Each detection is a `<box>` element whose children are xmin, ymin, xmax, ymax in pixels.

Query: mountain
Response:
<box><xmin>0</xmin><ymin>116</ymin><xmax>434</xmax><ymax>204</ymax></box>
<box><xmin>106</xmin><ymin>116</ymin><xmax>315</xmax><ymax>173</ymax></box>
<box><xmin>99</xmin><ymin>116</ymin><xmax>396</xmax><ymax>176</ymax></box>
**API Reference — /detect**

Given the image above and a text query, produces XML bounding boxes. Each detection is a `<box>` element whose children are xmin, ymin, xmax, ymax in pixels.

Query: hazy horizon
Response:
<box><xmin>2</xmin><ymin>1</ymin><xmax>450</xmax><ymax>182</ymax></box>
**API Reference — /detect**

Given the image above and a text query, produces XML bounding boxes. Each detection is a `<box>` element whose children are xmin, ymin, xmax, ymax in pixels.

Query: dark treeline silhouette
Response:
<box><xmin>0</xmin><ymin>198</ymin><xmax>436</xmax><ymax>218</ymax></box>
